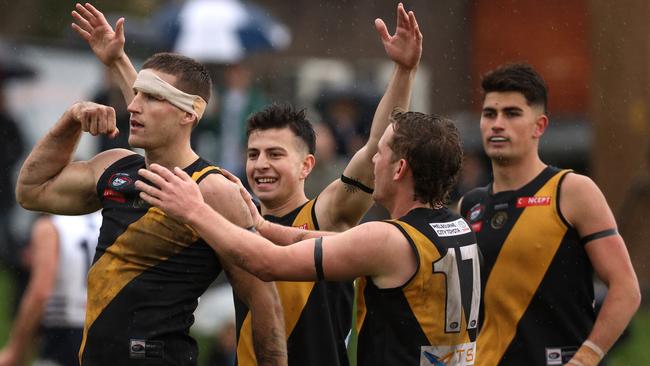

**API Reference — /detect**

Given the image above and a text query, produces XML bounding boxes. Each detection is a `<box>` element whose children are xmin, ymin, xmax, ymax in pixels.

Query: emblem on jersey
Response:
<box><xmin>467</xmin><ymin>204</ymin><xmax>483</xmax><ymax>222</ymax></box>
<box><xmin>109</xmin><ymin>173</ymin><xmax>134</xmax><ymax>189</ymax></box>
<box><xmin>430</xmin><ymin>218</ymin><xmax>471</xmax><ymax>237</ymax></box>
<box><xmin>296</xmin><ymin>223</ymin><xmax>309</xmax><ymax>230</ymax></box>
<box><xmin>420</xmin><ymin>342</ymin><xmax>475</xmax><ymax>365</ymax></box>
<box><xmin>490</xmin><ymin>211</ymin><xmax>508</xmax><ymax>229</ymax></box>
<box><xmin>545</xmin><ymin>346</ymin><xmax>578</xmax><ymax>365</ymax></box>
<box><xmin>516</xmin><ymin>196</ymin><xmax>551</xmax><ymax>208</ymax></box>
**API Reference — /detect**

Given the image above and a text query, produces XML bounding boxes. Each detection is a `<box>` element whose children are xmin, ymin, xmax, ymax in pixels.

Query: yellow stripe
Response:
<box><xmin>476</xmin><ymin>171</ymin><xmax>569</xmax><ymax>366</ymax></box>
<box><xmin>191</xmin><ymin>165</ymin><xmax>221</xmax><ymax>181</ymax></box>
<box><xmin>236</xmin><ymin>313</ymin><xmax>257</xmax><ymax>365</ymax></box>
<box><xmin>394</xmin><ymin>221</ymin><xmax>471</xmax><ymax>346</ymax></box>
<box><xmin>354</xmin><ymin>278</ymin><xmax>367</xmax><ymax>333</ymax></box>
<box><xmin>236</xmin><ymin>200</ymin><xmax>318</xmax><ymax>364</ymax></box>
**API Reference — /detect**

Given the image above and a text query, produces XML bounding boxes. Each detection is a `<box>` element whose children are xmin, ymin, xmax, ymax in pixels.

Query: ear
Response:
<box><xmin>393</xmin><ymin>158</ymin><xmax>409</xmax><ymax>181</ymax></box>
<box><xmin>532</xmin><ymin>114</ymin><xmax>549</xmax><ymax>139</ymax></box>
<box><xmin>180</xmin><ymin>111</ymin><xmax>197</xmax><ymax>127</ymax></box>
<box><xmin>299</xmin><ymin>154</ymin><xmax>316</xmax><ymax>180</ymax></box>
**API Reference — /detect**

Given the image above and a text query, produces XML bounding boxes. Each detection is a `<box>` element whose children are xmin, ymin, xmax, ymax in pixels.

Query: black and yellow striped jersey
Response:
<box><xmin>234</xmin><ymin>199</ymin><xmax>354</xmax><ymax>366</ymax></box>
<box><xmin>461</xmin><ymin>167</ymin><xmax>595</xmax><ymax>366</ymax></box>
<box><xmin>357</xmin><ymin>207</ymin><xmax>480</xmax><ymax>366</ymax></box>
<box><xmin>81</xmin><ymin>154</ymin><xmax>223</xmax><ymax>365</ymax></box>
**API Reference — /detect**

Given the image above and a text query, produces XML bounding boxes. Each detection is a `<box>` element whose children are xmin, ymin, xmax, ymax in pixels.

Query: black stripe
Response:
<box><xmin>314</xmin><ymin>237</ymin><xmax>324</xmax><ymax>281</ymax></box>
<box><xmin>195</xmin><ymin>168</ymin><xmax>223</xmax><ymax>184</ymax></box>
<box><xmin>340</xmin><ymin>175</ymin><xmax>374</xmax><ymax>194</ymax></box>
<box><xmin>580</xmin><ymin>228</ymin><xmax>618</xmax><ymax>245</ymax></box>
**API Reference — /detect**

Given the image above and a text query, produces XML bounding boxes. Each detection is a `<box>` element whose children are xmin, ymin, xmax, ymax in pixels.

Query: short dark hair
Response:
<box><xmin>389</xmin><ymin>109</ymin><xmax>462</xmax><ymax>206</ymax></box>
<box><xmin>481</xmin><ymin>63</ymin><xmax>548</xmax><ymax>113</ymax></box>
<box><xmin>142</xmin><ymin>52</ymin><xmax>212</xmax><ymax>103</ymax></box>
<box><xmin>246</xmin><ymin>103</ymin><xmax>316</xmax><ymax>154</ymax></box>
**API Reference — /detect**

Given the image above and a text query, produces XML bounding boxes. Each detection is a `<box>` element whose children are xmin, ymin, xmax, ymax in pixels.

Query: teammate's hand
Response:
<box><xmin>68</xmin><ymin>101</ymin><xmax>119</xmax><ymax>138</ymax></box>
<box><xmin>71</xmin><ymin>3</ymin><xmax>126</xmax><ymax>66</ymax></box>
<box><xmin>136</xmin><ymin>164</ymin><xmax>205</xmax><ymax>224</ymax></box>
<box><xmin>374</xmin><ymin>2</ymin><xmax>422</xmax><ymax>70</ymax></box>
<box><xmin>220</xmin><ymin>169</ymin><xmax>265</xmax><ymax>230</ymax></box>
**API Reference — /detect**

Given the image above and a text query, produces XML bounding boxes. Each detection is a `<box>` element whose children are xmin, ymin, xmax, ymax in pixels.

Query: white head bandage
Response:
<box><xmin>133</xmin><ymin>69</ymin><xmax>207</xmax><ymax>121</ymax></box>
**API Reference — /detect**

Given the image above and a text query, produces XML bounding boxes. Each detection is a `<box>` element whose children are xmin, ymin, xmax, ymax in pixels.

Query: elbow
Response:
<box><xmin>15</xmin><ymin>185</ymin><xmax>34</xmax><ymax>210</ymax></box>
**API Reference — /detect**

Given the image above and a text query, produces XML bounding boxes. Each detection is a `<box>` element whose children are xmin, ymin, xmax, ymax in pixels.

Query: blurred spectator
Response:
<box><xmin>449</xmin><ymin>151</ymin><xmax>490</xmax><ymax>208</ymax></box>
<box><xmin>618</xmin><ymin>144</ymin><xmax>650</xmax><ymax>304</ymax></box>
<box><xmin>92</xmin><ymin>70</ymin><xmax>131</xmax><ymax>152</ymax></box>
<box><xmin>316</xmin><ymin>88</ymin><xmax>378</xmax><ymax>159</ymax></box>
<box><xmin>0</xmin><ymin>212</ymin><xmax>101</xmax><ymax>366</ymax></box>
<box><xmin>305</xmin><ymin>122</ymin><xmax>348</xmax><ymax>198</ymax></box>
<box><xmin>0</xmin><ymin>83</ymin><xmax>24</xmax><ymax>263</ymax></box>
<box><xmin>204</xmin><ymin>322</ymin><xmax>237</xmax><ymax>366</ymax></box>
<box><xmin>195</xmin><ymin>63</ymin><xmax>267</xmax><ymax>177</ymax></box>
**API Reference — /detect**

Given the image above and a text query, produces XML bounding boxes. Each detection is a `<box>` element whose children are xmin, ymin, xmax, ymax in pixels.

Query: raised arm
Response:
<box><xmin>135</xmin><ymin>164</ymin><xmax>414</xmax><ymax>287</ymax></box>
<box><xmin>198</xmin><ymin>174</ymin><xmax>287</xmax><ymax>365</ymax></box>
<box><xmin>16</xmin><ymin>102</ymin><xmax>131</xmax><ymax>215</ymax></box>
<box><xmin>315</xmin><ymin>3</ymin><xmax>423</xmax><ymax>231</ymax></box>
<box><xmin>561</xmin><ymin>174</ymin><xmax>641</xmax><ymax>366</ymax></box>
<box><xmin>71</xmin><ymin>2</ymin><xmax>137</xmax><ymax>103</ymax></box>
<box><xmin>0</xmin><ymin>217</ymin><xmax>58</xmax><ymax>366</ymax></box>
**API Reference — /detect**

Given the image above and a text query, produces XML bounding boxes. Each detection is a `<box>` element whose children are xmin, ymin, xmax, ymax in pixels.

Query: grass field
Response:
<box><xmin>0</xmin><ymin>267</ymin><xmax>647</xmax><ymax>364</ymax></box>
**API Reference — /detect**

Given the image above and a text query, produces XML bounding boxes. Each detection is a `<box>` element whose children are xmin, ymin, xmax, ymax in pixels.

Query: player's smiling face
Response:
<box><xmin>246</xmin><ymin>127</ymin><xmax>313</xmax><ymax>208</ymax></box>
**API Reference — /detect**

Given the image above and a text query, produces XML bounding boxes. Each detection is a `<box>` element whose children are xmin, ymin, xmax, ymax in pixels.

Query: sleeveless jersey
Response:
<box><xmin>43</xmin><ymin>212</ymin><xmax>102</xmax><ymax>328</ymax></box>
<box><xmin>460</xmin><ymin>167</ymin><xmax>595</xmax><ymax>366</ymax></box>
<box><xmin>234</xmin><ymin>199</ymin><xmax>354</xmax><ymax>366</ymax></box>
<box><xmin>357</xmin><ymin>207</ymin><xmax>480</xmax><ymax>366</ymax></box>
<box><xmin>80</xmin><ymin>154</ymin><xmax>223</xmax><ymax>365</ymax></box>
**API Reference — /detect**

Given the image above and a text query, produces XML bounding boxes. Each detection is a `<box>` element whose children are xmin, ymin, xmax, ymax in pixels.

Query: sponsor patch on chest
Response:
<box><xmin>516</xmin><ymin>196</ymin><xmax>551</xmax><ymax>208</ymax></box>
<box><xmin>429</xmin><ymin>218</ymin><xmax>471</xmax><ymax>237</ymax></box>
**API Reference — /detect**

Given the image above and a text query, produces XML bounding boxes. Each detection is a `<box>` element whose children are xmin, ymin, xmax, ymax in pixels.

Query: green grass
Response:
<box><xmin>0</xmin><ymin>266</ymin><xmax>15</xmax><ymax>345</ymax></box>
<box><xmin>607</xmin><ymin>307</ymin><xmax>650</xmax><ymax>365</ymax></box>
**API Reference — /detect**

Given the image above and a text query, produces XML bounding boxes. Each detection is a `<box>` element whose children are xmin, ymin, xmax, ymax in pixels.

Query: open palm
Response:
<box><xmin>375</xmin><ymin>3</ymin><xmax>423</xmax><ymax>69</ymax></box>
<box><xmin>71</xmin><ymin>3</ymin><xmax>125</xmax><ymax>66</ymax></box>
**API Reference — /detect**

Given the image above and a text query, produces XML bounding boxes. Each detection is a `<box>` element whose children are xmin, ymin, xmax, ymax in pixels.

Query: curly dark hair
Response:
<box><xmin>388</xmin><ymin>109</ymin><xmax>463</xmax><ymax>206</ymax></box>
<box><xmin>246</xmin><ymin>103</ymin><xmax>316</xmax><ymax>154</ymax></box>
<box><xmin>481</xmin><ymin>63</ymin><xmax>548</xmax><ymax>114</ymax></box>
<box><xmin>142</xmin><ymin>52</ymin><xmax>212</xmax><ymax>103</ymax></box>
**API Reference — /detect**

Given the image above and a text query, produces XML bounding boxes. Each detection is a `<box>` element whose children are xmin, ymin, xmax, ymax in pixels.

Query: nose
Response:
<box><xmin>254</xmin><ymin>153</ymin><xmax>270</xmax><ymax>169</ymax></box>
<box><xmin>127</xmin><ymin>94</ymin><xmax>142</xmax><ymax>114</ymax></box>
<box><xmin>491</xmin><ymin>113</ymin><xmax>506</xmax><ymax>131</ymax></box>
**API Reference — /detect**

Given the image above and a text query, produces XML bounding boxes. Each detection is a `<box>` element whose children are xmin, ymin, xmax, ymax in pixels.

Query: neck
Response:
<box><xmin>384</xmin><ymin>186</ymin><xmax>430</xmax><ymax>219</ymax></box>
<box><xmin>145</xmin><ymin>142</ymin><xmax>199</xmax><ymax>171</ymax></box>
<box><xmin>260</xmin><ymin>190</ymin><xmax>309</xmax><ymax>217</ymax></box>
<box><xmin>490</xmin><ymin>154</ymin><xmax>546</xmax><ymax>193</ymax></box>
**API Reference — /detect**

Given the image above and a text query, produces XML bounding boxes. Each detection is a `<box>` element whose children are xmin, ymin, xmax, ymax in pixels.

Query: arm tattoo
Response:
<box><xmin>253</xmin><ymin>327</ymin><xmax>287</xmax><ymax>366</ymax></box>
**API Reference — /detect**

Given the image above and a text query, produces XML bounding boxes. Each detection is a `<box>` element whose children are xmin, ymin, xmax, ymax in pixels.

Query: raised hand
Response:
<box><xmin>374</xmin><ymin>2</ymin><xmax>423</xmax><ymax>70</ymax></box>
<box><xmin>71</xmin><ymin>3</ymin><xmax>126</xmax><ymax>66</ymax></box>
<box><xmin>69</xmin><ymin>101</ymin><xmax>119</xmax><ymax>138</ymax></box>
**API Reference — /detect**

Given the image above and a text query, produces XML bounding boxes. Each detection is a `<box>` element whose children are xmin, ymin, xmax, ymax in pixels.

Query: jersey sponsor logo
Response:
<box><xmin>109</xmin><ymin>173</ymin><xmax>134</xmax><ymax>189</ymax></box>
<box><xmin>295</xmin><ymin>223</ymin><xmax>308</xmax><ymax>230</ymax></box>
<box><xmin>103</xmin><ymin>188</ymin><xmax>125</xmax><ymax>203</ymax></box>
<box><xmin>516</xmin><ymin>196</ymin><xmax>551</xmax><ymax>208</ymax></box>
<box><xmin>421</xmin><ymin>342</ymin><xmax>475</xmax><ymax>365</ymax></box>
<box><xmin>467</xmin><ymin>204</ymin><xmax>484</xmax><ymax>222</ymax></box>
<box><xmin>490</xmin><ymin>211</ymin><xmax>508</xmax><ymax>229</ymax></box>
<box><xmin>430</xmin><ymin>218</ymin><xmax>471</xmax><ymax>237</ymax></box>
